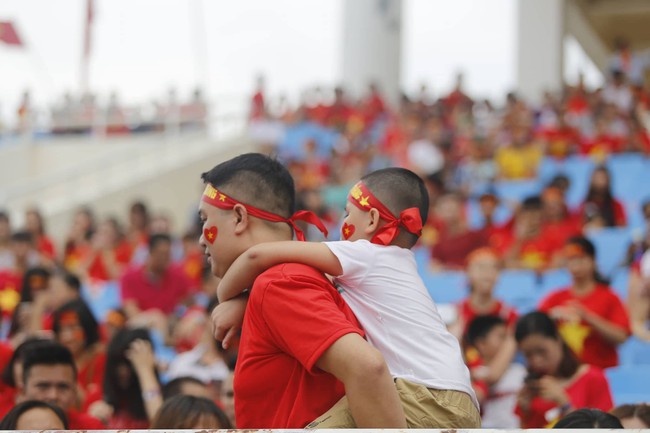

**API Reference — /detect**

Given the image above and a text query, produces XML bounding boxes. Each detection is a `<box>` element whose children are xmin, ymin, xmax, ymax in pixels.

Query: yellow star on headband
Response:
<box><xmin>350</xmin><ymin>184</ymin><xmax>362</xmax><ymax>200</ymax></box>
<box><xmin>219</xmin><ymin>194</ymin><xmax>226</xmax><ymax>202</ymax></box>
<box><xmin>359</xmin><ymin>196</ymin><xmax>370</xmax><ymax>207</ymax></box>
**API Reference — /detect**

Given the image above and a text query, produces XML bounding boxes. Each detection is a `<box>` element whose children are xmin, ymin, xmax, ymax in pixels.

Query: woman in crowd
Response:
<box><xmin>24</xmin><ymin>208</ymin><xmax>57</xmax><ymax>261</ymax></box>
<box><xmin>538</xmin><ymin>236</ymin><xmax>630</xmax><ymax>369</ymax></box>
<box><xmin>579</xmin><ymin>165</ymin><xmax>626</xmax><ymax>229</ymax></box>
<box><xmin>514</xmin><ymin>311</ymin><xmax>614</xmax><ymax>428</ymax></box>
<box><xmin>89</xmin><ymin>328</ymin><xmax>162</xmax><ymax>428</ymax></box>
<box><xmin>7</xmin><ymin>267</ymin><xmax>51</xmax><ymax>345</ymax></box>
<box><xmin>151</xmin><ymin>395</ymin><xmax>232</xmax><ymax>429</ymax></box>
<box><xmin>63</xmin><ymin>207</ymin><xmax>96</xmax><ymax>269</ymax></box>
<box><xmin>52</xmin><ymin>299</ymin><xmax>105</xmax><ymax>408</ymax></box>
<box><xmin>76</xmin><ymin>217</ymin><xmax>133</xmax><ymax>282</ymax></box>
<box><xmin>0</xmin><ymin>400</ymin><xmax>68</xmax><ymax>430</ymax></box>
<box><xmin>454</xmin><ymin>247</ymin><xmax>519</xmax><ymax>336</ymax></box>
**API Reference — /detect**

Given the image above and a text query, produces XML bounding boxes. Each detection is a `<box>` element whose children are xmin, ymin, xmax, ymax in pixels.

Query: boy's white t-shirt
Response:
<box><xmin>325</xmin><ymin>239</ymin><xmax>478</xmax><ymax>409</ymax></box>
<box><xmin>481</xmin><ymin>363</ymin><xmax>526</xmax><ymax>428</ymax></box>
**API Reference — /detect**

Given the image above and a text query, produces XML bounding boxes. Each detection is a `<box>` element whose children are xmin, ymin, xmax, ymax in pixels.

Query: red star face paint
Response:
<box><xmin>341</xmin><ymin>223</ymin><xmax>355</xmax><ymax>240</ymax></box>
<box><xmin>204</xmin><ymin>226</ymin><xmax>218</xmax><ymax>244</ymax></box>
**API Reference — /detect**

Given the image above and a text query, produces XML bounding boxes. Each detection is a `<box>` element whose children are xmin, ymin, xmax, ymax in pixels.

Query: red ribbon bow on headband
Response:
<box><xmin>348</xmin><ymin>181</ymin><xmax>423</xmax><ymax>246</ymax></box>
<box><xmin>201</xmin><ymin>184</ymin><xmax>328</xmax><ymax>241</ymax></box>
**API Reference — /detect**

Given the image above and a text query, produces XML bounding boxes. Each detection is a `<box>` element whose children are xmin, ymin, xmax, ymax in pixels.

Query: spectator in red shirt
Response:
<box><xmin>539</xmin><ymin>237</ymin><xmax>630</xmax><ymax>369</ymax></box>
<box><xmin>455</xmin><ymin>248</ymin><xmax>519</xmax><ymax>338</ymax></box>
<box><xmin>15</xmin><ymin>341</ymin><xmax>105</xmax><ymax>429</ymax></box>
<box><xmin>249</xmin><ymin>75</ymin><xmax>266</xmax><ymax>121</ymax></box>
<box><xmin>431</xmin><ymin>193</ymin><xmax>489</xmax><ymax>270</ymax></box>
<box><xmin>120</xmin><ymin>233</ymin><xmax>195</xmax><ymax>320</ymax></box>
<box><xmin>541</xmin><ymin>187</ymin><xmax>582</xmax><ymax>263</ymax></box>
<box><xmin>360</xmin><ymin>82</ymin><xmax>387</xmax><ymax>127</ymax></box>
<box><xmin>580</xmin><ymin>118</ymin><xmax>625</xmax><ymax>160</ymax></box>
<box><xmin>0</xmin><ymin>339</ymin><xmax>50</xmax><ymax>419</ymax></box>
<box><xmin>63</xmin><ymin>207</ymin><xmax>96</xmax><ymax>271</ymax></box>
<box><xmin>75</xmin><ymin>218</ymin><xmax>132</xmax><ymax>282</ymax></box>
<box><xmin>24</xmin><ymin>208</ymin><xmax>56</xmax><ymax>262</ymax></box>
<box><xmin>515</xmin><ymin>311</ymin><xmax>614</xmax><ymax>428</ymax></box>
<box><xmin>325</xmin><ymin>86</ymin><xmax>353</xmax><ymax>131</ymax></box>
<box><xmin>492</xmin><ymin>196</ymin><xmax>558</xmax><ymax>271</ymax></box>
<box><xmin>579</xmin><ymin>166</ymin><xmax>626</xmax><ymax>229</ymax></box>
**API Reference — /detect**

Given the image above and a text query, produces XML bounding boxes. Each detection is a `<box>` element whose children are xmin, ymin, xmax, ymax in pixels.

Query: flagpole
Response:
<box><xmin>81</xmin><ymin>0</ymin><xmax>94</xmax><ymax>95</ymax></box>
<box><xmin>189</xmin><ymin>0</ymin><xmax>209</xmax><ymax>95</ymax></box>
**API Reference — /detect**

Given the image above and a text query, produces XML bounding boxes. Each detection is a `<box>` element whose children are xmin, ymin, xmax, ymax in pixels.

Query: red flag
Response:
<box><xmin>83</xmin><ymin>0</ymin><xmax>94</xmax><ymax>58</ymax></box>
<box><xmin>0</xmin><ymin>21</ymin><xmax>23</xmax><ymax>47</ymax></box>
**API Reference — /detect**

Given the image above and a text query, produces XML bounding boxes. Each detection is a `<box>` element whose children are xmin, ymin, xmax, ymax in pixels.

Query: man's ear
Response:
<box><xmin>364</xmin><ymin>208</ymin><xmax>382</xmax><ymax>235</ymax></box>
<box><xmin>233</xmin><ymin>204</ymin><xmax>249</xmax><ymax>235</ymax></box>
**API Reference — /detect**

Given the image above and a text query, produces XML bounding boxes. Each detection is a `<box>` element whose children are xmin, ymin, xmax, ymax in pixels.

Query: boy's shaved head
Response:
<box><xmin>361</xmin><ymin>167</ymin><xmax>429</xmax><ymax>247</ymax></box>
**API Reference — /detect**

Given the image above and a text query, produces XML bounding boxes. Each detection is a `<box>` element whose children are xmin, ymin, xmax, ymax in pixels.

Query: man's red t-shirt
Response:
<box><xmin>515</xmin><ymin>365</ymin><xmax>613</xmax><ymax>428</ymax></box>
<box><xmin>235</xmin><ymin>263</ymin><xmax>364</xmax><ymax>429</ymax></box>
<box><xmin>120</xmin><ymin>264</ymin><xmax>194</xmax><ymax>314</ymax></box>
<box><xmin>538</xmin><ymin>285</ymin><xmax>630</xmax><ymax>369</ymax></box>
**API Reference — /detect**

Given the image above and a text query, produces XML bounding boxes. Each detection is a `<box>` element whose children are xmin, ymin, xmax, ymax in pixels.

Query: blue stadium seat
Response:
<box><xmin>624</xmin><ymin>199</ymin><xmax>647</xmax><ymax>232</ymax></box>
<box><xmin>413</xmin><ymin>246</ymin><xmax>431</xmax><ymax>271</ymax></box>
<box><xmin>586</xmin><ymin>227</ymin><xmax>632</xmax><ymax>277</ymax></box>
<box><xmin>606</xmin><ymin>154</ymin><xmax>647</xmax><ymax>202</ymax></box>
<box><xmin>420</xmin><ymin>271</ymin><xmax>467</xmax><ymax>305</ymax></box>
<box><xmin>81</xmin><ymin>280</ymin><xmax>121</xmax><ymax>322</ymax></box>
<box><xmin>610</xmin><ymin>268</ymin><xmax>630</xmax><ymax>301</ymax></box>
<box><xmin>605</xmin><ymin>365</ymin><xmax>650</xmax><ymax>406</ymax></box>
<box><xmin>619</xmin><ymin>337</ymin><xmax>650</xmax><ymax>366</ymax></box>
<box><xmin>494</xmin><ymin>179</ymin><xmax>542</xmax><ymax>205</ymax></box>
<box><xmin>494</xmin><ymin>269</ymin><xmax>538</xmax><ymax>313</ymax></box>
<box><xmin>538</xmin><ymin>268</ymin><xmax>573</xmax><ymax>301</ymax></box>
<box><xmin>538</xmin><ymin>156</ymin><xmax>595</xmax><ymax>210</ymax></box>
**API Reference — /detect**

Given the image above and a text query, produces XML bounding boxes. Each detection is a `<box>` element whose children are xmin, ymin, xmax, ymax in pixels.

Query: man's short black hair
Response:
<box><xmin>22</xmin><ymin>341</ymin><xmax>77</xmax><ymax>385</ymax></box>
<box><xmin>149</xmin><ymin>233</ymin><xmax>172</xmax><ymax>251</ymax></box>
<box><xmin>361</xmin><ymin>167</ymin><xmax>429</xmax><ymax>248</ymax></box>
<box><xmin>201</xmin><ymin>153</ymin><xmax>296</xmax><ymax>219</ymax></box>
<box><xmin>466</xmin><ymin>315</ymin><xmax>506</xmax><ymax>347</ymax></box>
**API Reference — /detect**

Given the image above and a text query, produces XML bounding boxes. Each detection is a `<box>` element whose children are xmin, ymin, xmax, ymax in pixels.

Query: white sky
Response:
<box><xmin>0</xmin><ymin>0</ymin><xmax>603</xmax><ymax>124</ymax></box>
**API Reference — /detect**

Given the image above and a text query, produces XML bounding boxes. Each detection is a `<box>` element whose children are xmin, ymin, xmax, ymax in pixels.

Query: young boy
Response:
<box><xmin>217</xmin><ymin>167</ymin><xmax>480</xmax><ymax>428</ymax></box>
<box><xmin>466</xmin><ymin>315</ymin><xmax>526</xmax><ymax>428</ymax></box>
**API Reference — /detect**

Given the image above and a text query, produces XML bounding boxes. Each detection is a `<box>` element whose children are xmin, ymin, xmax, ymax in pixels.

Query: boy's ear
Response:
<box><xmin>364</xmin><ymin>208</ymin><xmax>382</xmax><ymax>235</ymax></box>
<box><xmin>233</xmin><ymin>204</ymin><xmax>249</xmax><ymax>235</ymax></box>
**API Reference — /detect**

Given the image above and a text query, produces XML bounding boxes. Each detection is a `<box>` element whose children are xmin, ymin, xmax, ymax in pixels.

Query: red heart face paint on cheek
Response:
<box><xmin>341</xmin><ymin>223</ymin><xmax>355</xmax><ymax>240</ymax></box>
<box><xmin>204</xmin><ymin>226</ymin><xmax>218</xmax><ymax>244</ymax></box>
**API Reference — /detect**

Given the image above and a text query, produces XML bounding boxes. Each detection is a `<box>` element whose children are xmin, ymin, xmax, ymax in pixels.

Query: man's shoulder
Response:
<box><xmin>257</xmin><ymin>262</ymin><xmax>329</xmax><ymax>284</ymax></box>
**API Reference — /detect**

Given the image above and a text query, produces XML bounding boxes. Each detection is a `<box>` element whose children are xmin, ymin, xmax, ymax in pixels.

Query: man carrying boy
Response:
<box><xmin>201</xmin><ymin>153</ymin><xmax>405</xmax><ymax>429</ymax></box>
<box><xmin>216</xmin><ymin>166</ymin><xmax>481</xmax><ymax>428</ymax></box>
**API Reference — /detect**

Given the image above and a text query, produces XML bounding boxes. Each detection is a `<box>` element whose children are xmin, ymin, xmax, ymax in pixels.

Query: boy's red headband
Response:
<box><xmin>202</xmin><ymin>184</ymin><xmax>328</xmax><ymax>241</ymax></box>
<box><xmin>348</xmin><ymin>181</ymin><xmax>423</xmax><ymax>246</ymax></box>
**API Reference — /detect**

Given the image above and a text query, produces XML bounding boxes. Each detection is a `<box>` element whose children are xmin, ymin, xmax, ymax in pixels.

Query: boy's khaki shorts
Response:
<box><xmin>306</xmin><ymin>378</ymin><xmax>481</xmax><ymax>429</ymax></box>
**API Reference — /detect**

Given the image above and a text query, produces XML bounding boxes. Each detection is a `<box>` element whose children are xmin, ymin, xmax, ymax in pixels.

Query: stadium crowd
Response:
<box><xmin>1</xmin><ymin>61</ymin><xmax>650</xmax><ymax>429</ymax></box>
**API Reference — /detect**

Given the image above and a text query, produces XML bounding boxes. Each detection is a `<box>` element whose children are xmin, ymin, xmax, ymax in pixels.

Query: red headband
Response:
<box><xmin>202</xmin><ymin>184</ymin><xmax>328</xmax><ymax>241</ymax></box>
<box><xmin>348</xmin><ymin>181</ymin><xmax>423</xmax><ymax>246</ymax></box>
